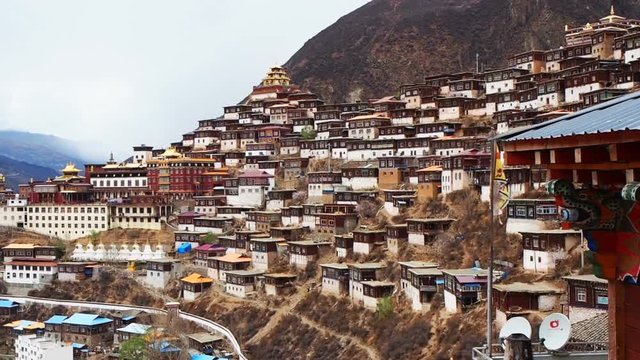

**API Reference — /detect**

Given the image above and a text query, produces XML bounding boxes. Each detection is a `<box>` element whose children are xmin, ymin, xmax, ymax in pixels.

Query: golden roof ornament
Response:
<box><xmin>61</xmin><ymin>163</ymin><xmax>81</xmax><ymax>175</ymax></box>
<box><xmin>161</xmin><ymin>147</ymin><xmax>182</xmax><ymax>159</ymax></box>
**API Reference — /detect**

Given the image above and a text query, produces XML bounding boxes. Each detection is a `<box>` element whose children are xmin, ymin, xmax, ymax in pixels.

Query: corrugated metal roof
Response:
<box><xmin>62</xmin><ymin>313</ymin><xmax>112</xmax><ymax>326</ymax></box>
<box><xmin>117</xmin><ymin>323</ymin><xmax>152</xmax><ymax>335</ymax></box>
<box><xmin>0</xmin><ymin>300</ymin><xmax>19</xmax><ymax>308</ymax></box>
<box><xmin>498</xmin><ymin>91</ymin><xmax>640</xmax><ymax>142</ymax></box>
<box><xmin>44</xmin><ymin>315</ymin><xmax>68</xmax><ymax>325</ymax></box>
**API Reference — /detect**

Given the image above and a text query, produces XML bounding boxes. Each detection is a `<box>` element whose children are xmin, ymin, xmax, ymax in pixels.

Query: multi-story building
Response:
<box><xmin>14</xmin><ymin>334</ymin><xmax>73</xmax><ymax>360</ymax></box>
<box><xmin>563</xmin><ymin>274</ymin><xmax>608</xmax><ymax>323</ymax></box>
<box><xmin>520</xmin><ymin>229</ymin><xmax>582</xmax><ymax>273</ymax></box>
<box><xmin>3</xmin><ymin>258</ymin><xmax>58</xmax><ymax>286</ymax></box>
<box><xmin>320</xmin><ymin>263</ymin><xmax>350</xmax><ymax>296</ymax></box>
<box><xmin>85</xmin><ymin>157</ymin><xmax>148</xmax><ymax>200</ymax></box>
<box><xmin>108</xmin><ymin>195</ymin><xmax>170</xmax><ymax>231</ymax></box>
<box><xmin>60</xmin><ymin>313</ymin><xmax>114</xmax><ymax>347</ymax></box>
<box><xmin>26</xmin><ymin>204</ymin><xmax>109</xmax><ymax>240</ymax></box>
<box><xmin>443</xmin><ymin>268</ymin><xmax>490</xmax><ymax>313</ymax></box>
<box><xmin>145</xmin><ymin>258</ymin><xmax>182</xmax><ymax>289</ymax></box>
<box><xmin>441</xmin><ymin>149</ymin><xmax>491</xmax><ymax>196</ymax></box>
<box><xmin>349</xmin><ymin>262</ymin><xmax>386</xmax><ymax>303</ymax></box>
<box><xmin>146</xmin><ymin>148</ymin><xmax>220</xmax><ymax>199</ymax></box>
<box><xmin>0</xmin><ymin>196</ymin><xmax>27</xmax><ymax>228</ymax></box>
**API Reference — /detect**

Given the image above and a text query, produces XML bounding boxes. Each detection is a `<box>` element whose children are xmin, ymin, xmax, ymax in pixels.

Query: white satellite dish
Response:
<box><xmin>540</xmin><ymin>313</ymin><xmax>571</xmax><ymax>351</ymax></box>
<box><xmin>499</xmin><ymin>317</ymin><xmax>532</xmax><ymax>348</ymax></box>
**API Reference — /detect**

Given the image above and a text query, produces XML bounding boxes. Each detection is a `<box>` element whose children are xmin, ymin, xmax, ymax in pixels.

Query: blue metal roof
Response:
<box><xmin>72</xmin><ymin>343</ymin><xmax>88</xmax><ymax>349</ymax></box>
<box><xmin>44</xmin><ymin>315</ymin><xmax>68</xmax><ymax>325</ymax></box>
<box><xmin>192</xmin><ymin>355</ymin><xmax>215</xmax><ymax>360</ymax></box>
<box><xmin>62</xmin><ymin>313</ymin><xmax>112</xmax><ymax>326</ymax></box>
<box><xmin>499</xmin><ymin>91</ymin><xmax>640</xmax><ymax>142</ymax></box>
<box><xmin>0</xmin><ymin>300</ymin><xmax>19</xmax><ymax>308</ymax></box>
<box><xmin>152</xmin><ymin>341</ymin><xmax>181</xmax><ymax>353</ymax></box>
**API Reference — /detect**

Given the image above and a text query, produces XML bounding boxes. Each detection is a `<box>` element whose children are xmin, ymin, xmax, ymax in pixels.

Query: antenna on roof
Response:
<box><xmin>539</xmin><ymin>313</ymin><xmax>571</xmax><ymax>352</ymax></box>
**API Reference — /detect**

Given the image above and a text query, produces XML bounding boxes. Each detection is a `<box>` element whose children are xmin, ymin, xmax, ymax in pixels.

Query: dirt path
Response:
<box><xmin>245</xmin><ymin>285</ymin><xmax>310</xmax><ymax>345</ymax></box>
<box><xmin>245</xmin><ymin>288</ymin><xmax>382</xmax><ymax>360</ymax></box>
<box><xmin>296</xmin><ymin>310</ymin><xmax>382</xmax><ymax>360</ymax></box>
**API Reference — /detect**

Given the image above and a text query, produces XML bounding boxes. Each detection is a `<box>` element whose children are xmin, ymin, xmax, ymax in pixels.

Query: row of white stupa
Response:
<box><xmin>71</xmin><ymin>242</ymin><xmax>167</xmax><ymax>261</ymax></box>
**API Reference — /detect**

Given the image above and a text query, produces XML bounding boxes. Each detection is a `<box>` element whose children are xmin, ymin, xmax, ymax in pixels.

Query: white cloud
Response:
<box><xmin>0</xmin><ymin>0</ymin><xmax>370</xmax><ymax>160</ymax></box>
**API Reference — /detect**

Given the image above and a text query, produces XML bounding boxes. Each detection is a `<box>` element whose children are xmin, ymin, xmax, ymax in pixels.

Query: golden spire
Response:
<box><xmin>611</xmin><ymin>4</ymin><xmax>615</xmax><ymax>15</ymax></box>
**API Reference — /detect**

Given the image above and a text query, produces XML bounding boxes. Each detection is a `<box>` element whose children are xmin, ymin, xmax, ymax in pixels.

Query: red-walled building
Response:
<box><xmin>146</xmin><ymin>148</ymin><xmax>223</xmax><ymax>199</ymax></box>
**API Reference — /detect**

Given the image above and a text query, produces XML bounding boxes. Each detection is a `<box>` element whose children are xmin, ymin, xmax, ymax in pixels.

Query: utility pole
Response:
<box><xmin>476</xmin><ymin>53</ymin><xmax>480</xmax><ymax>74</ymax></box>
<box><xmin>486</xmin><ymin>139</ymin><xmax>497</xmax><ymax>357</ymax></box>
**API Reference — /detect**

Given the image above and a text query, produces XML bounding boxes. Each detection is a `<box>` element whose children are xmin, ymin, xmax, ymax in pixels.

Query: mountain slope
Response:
<box><xmin>0</xmin><ymin>130</ymin><xmax>89</xmax><ymax>191</ymax></box>
<box><xmin>286</xmin><ymin>0</ymin><xmax>640</xmax><ymax>103</ymax></box>
<box><xmin>0</xmin><ymin>154</ymin><xmax>58</xmax><ymax>191</ymax></box>
<box><xmin>0</xmin><ymin>130</ymin><xmax>87</xmax><ymax>171</ymax></box>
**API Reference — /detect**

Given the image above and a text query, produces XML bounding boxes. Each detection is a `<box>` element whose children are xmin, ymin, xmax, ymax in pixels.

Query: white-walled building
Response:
<box><xmin>25</xmin><ymin>204</ymin><xmax>109</xmax><ymax>240</ymax></box>
<box><xmin>483</xmin><ymin>68</ymin><xmax>529</xmax><ymax>95</ymax></box>
<box><xmin>352</xmin><ymin>229</ymin><xmax>386</xmax><ymax>256</ymax></box>
<box><xmin>181</xmin><ymin>273</ymin><xmax>213</xmax><ymax>301</ymax></box>
<box><xmin>407</xmin><ymin>218</ymin><xmax>455</xmax><ymax>246</ymax></box>
<box><xmin>441</xmin><ymin>149</ymin><xmax>490</xmax><ymax>196</ymax></box>
<box><xmin>347</xmin><ymin>115</ymin><xmax>391</xmax><ymax>140</ymax></box>
<box><xmin>361</xmin><ymin>281</ymin><xmax>395</xmax><ymax>309</ymax></box>
<box><xmin>492</xmin><ymin>282</ymin><xmax>563</xmax><ymax>328</ymax></box>
<box><xmin>340</xmin><ymin>163</ymin><xmax>378</xmax><ymax>191</ymax></box>
<box><xmin>249</xmin><ymin>237</ymin><xmax>282</xmax><ymax>271</ymax></box>
<box><xmin>520</xmin><ymin>230</ymin><xmax>582</xmax><ymax>273</ymax></box>
<box><xmin>0</xmin><ymin>197</ymin><xmax>27</xmax><ymax>228</ymax></box>
<box><xmin>57</xmin><ymin>262</ymin><xmax>99</xmax><ymax>282</ymax></box>
<box><xmin>406</xmin><ymin>268</ymin><xmax>442</xmax><ymax>312</ymax></box>
<box><xmin>505</xmin><ymin>199</ymin><xmax>559</xmax><ymax>234</ymax></box>
<box><xmin>320</xmin><ymin>263</ymin><xmax>350</xmax><ymax>296</ymax></box>
<box><xmin>132</xmin><ymin>144</ymin><xmax>153</xmax><ymax>165</ymax></box>
<box><xmin>224</xmin><ymin>270</ymin><xmax>265</xmax><ymax>298</ymax></box>
<box><xmin>349</xmin><ymin>262</ymin><xmax>386</xmax><ymax>303</ymax></box>
<box><xmin>563</xmin><ymin>274</ymin><xmax>608</xmax><ymax>323</ymax></box>
<box><xmin>288</xmin><ymin>240</ymin><xmax>332</xmax><ymax>269</ymax></box>
<box><xmin>145</xmin><ymin>259</ymin><xmax>182</xmax><ymax>289</ymax></box>
<box><xmin>4</xmin><ymin>258</ymin><xmax>58</xmax><ymax>286</ymax></box>
<box><xmin>15</xmin><ymin>334</ymin><xmax>73</xmax><ymax>360</ymax></box>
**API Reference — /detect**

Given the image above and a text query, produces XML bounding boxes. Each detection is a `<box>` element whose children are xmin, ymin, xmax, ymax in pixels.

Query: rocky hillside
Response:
<box><xmin>286</xmin><ymin>0</ymin><xmax>640</xmax><ymax>102</ymax></box>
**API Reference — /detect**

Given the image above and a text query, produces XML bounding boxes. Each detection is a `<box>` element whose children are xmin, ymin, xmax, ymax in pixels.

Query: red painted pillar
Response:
<box><xmin>610</xmin><ymin>280</ymin><xmax>625</xmax><ymax>360</ymax></box>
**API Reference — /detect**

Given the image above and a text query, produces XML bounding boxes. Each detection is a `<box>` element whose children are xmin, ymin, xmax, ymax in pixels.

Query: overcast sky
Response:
<box><xmin>0</xmin><ymin>0</ymin><xmax>369</xmax><ymax>161</ymax></box>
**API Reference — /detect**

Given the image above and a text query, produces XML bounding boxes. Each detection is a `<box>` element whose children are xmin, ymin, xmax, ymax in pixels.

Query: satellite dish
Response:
<box><xmin>499</xmin><ymin>317</ymin><xmax>532</xmax><ymax>348</ymax></box>
<box><xmin>540</xmin><ymin>313</ymin><xmax>571</xmax><ymax>351</ymax></box>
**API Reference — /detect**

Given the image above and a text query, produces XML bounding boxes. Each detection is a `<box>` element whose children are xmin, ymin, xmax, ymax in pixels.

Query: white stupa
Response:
<box><xmin>118</xmin><ymin>244</ymin><xmax>131</xmax><ymax>261</ymax></box>
<box><xmin>154</xmin><ymin>243</ymin><xmax>165</xmax><ymax>258</ymax></box>
<box><xmin>107</xmin><ymin>244</ymin><xmax>119</xmax><ymax>261</ymax></box>
<box><xmin>84</xmin><ymin>243</ymin><xmax>96</xmax><ymax>260</ymax></box>
<box><xmin>141</xmin><ymin>242</ymin><xmax>155</xmax><ymax>260</ymax></box>
<box><xmin>94</xmin><ymin>243</ymin><xmax>106</xmax><ymax>261</ymax></box>
<box><xmin>129</xmin><ymin>242</ymin><xmax>142</xmax><ymax>260</ymax></box>
<box><xmin>72</xmin><ymin>243</ymin><xmax>86</xmax><ymax>261</ymax></box>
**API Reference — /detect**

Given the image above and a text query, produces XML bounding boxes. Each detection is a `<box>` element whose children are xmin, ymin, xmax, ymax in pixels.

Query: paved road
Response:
<box><xmin>1</xmin><ymin>295</ymin><xmax>247</xmax><ymax>360</ymax></box>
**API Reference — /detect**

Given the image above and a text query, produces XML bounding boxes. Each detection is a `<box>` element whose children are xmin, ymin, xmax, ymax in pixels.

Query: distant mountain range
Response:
<box><xmin>0</xmin><ymin>130</ymin><xmax>89</xmax><ymax>191</ymax></box>
<box><xmin>285</xmin><ymin>0</ymin><xmax>640</xmax><ymax>103</ymax></box>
